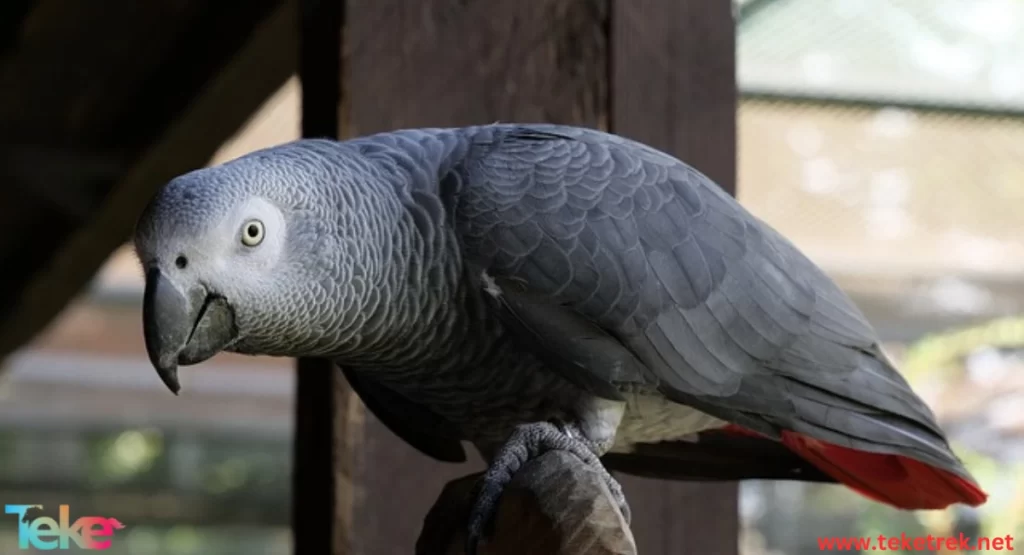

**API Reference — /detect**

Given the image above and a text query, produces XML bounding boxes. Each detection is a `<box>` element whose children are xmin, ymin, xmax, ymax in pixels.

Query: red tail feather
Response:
<box><xmin>721</xmin><ymin>424</ymin><xmax>988</xmax><ymax>509</ymax></box>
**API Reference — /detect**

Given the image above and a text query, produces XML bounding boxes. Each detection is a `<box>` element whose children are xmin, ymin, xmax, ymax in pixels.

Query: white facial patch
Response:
<box><xmin>195</xmin><ymin>196</ymin><xmax>287</xmax><ymax>300</ymax></box>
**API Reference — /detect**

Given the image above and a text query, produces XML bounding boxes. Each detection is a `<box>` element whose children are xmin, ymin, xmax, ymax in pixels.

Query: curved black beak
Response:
<box><xmin>142</xmin><ymin>268</ymin><xmax>236</xmax><ymax>395</ymax></box>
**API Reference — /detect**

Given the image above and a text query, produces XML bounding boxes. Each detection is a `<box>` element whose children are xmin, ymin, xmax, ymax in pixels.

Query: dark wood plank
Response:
<box><xmin>345</xmin><ymin>0</ymin><xmax>609</xmax><ymax>135</ymax></box>
<box><xmin>610</xmin><ymin>0</ymin><xmax>740</xmax><ymax>553</ymax></box>
<box><xmin>295</xmin><ymin>1</ymin><xmax>350</xmax><ymax>554</ymax></box>
<box><xmin>343</xmin><ymin>1</ymin><xmax>609</xmax><ymax>553</ymax></box>
<box><xmin>611</xmin><ymin>0</ymin><xmax>737</xmax><ymax>191</ymax></box>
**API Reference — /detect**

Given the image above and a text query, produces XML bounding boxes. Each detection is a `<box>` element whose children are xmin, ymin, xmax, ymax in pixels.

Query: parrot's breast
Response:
<box><xmin>609</xmin><ymin>391</ymin><xmax>726</xmax><ymax>452</ymax></box>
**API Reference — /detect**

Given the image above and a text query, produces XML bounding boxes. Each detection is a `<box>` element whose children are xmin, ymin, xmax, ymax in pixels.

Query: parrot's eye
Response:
<box><xmin>241</xmin><ymin>220</ymin><xmax>265</xmax><ymax>247</ymax></box>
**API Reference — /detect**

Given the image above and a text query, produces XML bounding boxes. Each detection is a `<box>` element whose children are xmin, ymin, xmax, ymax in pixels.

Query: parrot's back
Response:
<box><xmin>445</xmin><ymin>124</ymin><xmax>986</xmax><ymax>510</ymax></box>
<box><xmin>338</xmin><ymin>124</ymin><xmax>986</xmax><ymax>510</ymax></box>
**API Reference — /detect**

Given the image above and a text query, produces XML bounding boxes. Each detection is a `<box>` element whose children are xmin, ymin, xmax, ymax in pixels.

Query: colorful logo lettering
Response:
<box><xmin>4</xmin><ymin>505</ymin><xmax>124</xmax><ymax>550</ymax></box>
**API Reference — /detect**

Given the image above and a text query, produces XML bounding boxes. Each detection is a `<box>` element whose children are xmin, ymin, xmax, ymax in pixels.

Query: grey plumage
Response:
<box><xmin>134</xmin><ymin>123</ymin><xmax>982</xmax><ymax>503</ymax></box>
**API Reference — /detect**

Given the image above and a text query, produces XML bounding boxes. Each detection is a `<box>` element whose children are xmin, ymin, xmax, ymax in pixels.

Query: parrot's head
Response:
<box><xmin>133</xmin><ymin>141</ymin><xmax>392</xmax><ymax>394</ymax></box>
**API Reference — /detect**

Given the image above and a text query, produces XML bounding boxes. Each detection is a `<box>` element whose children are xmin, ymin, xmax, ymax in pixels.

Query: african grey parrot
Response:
<box><xmin>134</xmin><ymin>124</ymin><xmax>987</xmax><ymax>551</ymax></box>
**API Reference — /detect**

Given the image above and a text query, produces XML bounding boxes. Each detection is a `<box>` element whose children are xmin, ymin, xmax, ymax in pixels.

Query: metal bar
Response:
<box><xmin>741</xmin><ymin>89</ymin><xmax>1024</xmax><ymax>120</ymax></box>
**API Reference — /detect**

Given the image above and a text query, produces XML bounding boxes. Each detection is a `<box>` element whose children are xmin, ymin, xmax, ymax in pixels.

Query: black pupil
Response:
<box><xmin>247</xmin><ymin>224</ymin><xmax>259</xmax><ymax>238</ymax></box>
<box><xmin>175</xmin><ymin>256</ymin><xmax>188</xmax><ymax>269</ymax></box>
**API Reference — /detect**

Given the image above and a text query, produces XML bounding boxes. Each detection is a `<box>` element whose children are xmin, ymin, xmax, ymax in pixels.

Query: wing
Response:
<box><xmin>340</xmin><ymin>367</ymin><xmax>467</xmax><ymax>463</ymax></box>
<box><xmin>454</xmin><ymin>124</ymin><xmax>969</xmax><ymax>478</ymax></box>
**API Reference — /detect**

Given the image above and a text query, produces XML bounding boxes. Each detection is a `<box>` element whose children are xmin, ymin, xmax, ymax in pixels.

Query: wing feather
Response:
<box><xmin>456</xmin><ymin>124</ymin><xmax>970</xmax><ymax>478</ymax></box>
<box><xmin>340</xmin><ymin>367</ymin><xmax>466</xmax><ymax>463</ymax></box>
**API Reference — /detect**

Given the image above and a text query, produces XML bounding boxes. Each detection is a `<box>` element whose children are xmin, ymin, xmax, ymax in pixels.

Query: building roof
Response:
<box><xmin>739</xmin><ymin>0</ymin><xmax>1024</xmax><ymax>112</ymax></box>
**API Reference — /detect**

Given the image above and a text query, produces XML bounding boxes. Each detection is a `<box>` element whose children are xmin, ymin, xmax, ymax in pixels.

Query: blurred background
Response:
<box><xmin>1</xmin><ymin>0</ymin><xmax>1023</xmax><ymax>553</ymax></box>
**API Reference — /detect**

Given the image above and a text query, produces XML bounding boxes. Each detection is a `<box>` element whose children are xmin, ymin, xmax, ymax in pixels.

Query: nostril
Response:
<box><xmin>175</xmin><ymin>255</ymin><xmax>188</xmax><ymax>269</ymax></box>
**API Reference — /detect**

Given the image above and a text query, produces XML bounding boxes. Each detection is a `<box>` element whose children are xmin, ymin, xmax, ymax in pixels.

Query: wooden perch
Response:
<box><xmin>416</xmin><ymin>451</ymin><xmax>637</xmax><ymax>555</ymax></box>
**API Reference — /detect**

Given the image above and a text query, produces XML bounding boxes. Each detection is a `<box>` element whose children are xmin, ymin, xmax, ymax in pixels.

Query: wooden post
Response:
<box><xmin>609</xmin><ymin>0</ymin><xmax>740</xmax><ymax>554</ymax></box>
<box><xmin>343</xmin><ymin>1</ymin><xmax>609</xmax><ymax>553</ymax></box>
<box><xmin>293</xmin><ymin>0</ymin><xmax>739</xmax><ymax>553</ymax></box>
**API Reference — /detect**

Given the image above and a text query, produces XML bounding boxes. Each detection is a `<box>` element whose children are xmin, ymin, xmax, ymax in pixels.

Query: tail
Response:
<box><xmin>723</xmin><ymin>424</ymin><xmax>988</xmax><ymax>510</ymax></box>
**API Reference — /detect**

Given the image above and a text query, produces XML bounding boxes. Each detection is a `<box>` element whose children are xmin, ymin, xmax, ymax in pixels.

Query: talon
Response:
<box><xmin>465</xmin><ymin>421</ymin><xmax>629</xmax><ymax>553</ymax></box>
<box><xmin>556</xmin><ymin>420</ymin><xmax>577</xmax><ymax>440</ymax></box>
<box><xmin>617</xmin><ymin>493</ymin><xmax>632</xmax><ymax>524</ymax></box>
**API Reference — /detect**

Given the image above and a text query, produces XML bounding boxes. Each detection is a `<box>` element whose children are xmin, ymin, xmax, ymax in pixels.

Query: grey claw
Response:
<box><xmin>464</xmin><ymin>421</ymin><xmax>630</xmax><ymax>552</ymax></box>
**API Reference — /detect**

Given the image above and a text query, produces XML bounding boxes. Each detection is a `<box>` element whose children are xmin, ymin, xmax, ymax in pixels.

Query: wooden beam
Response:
<box><xmin>301</xmin><ymin>0</ymin><xmax>740</xmax><ymax>552</ymax></box>
<box><xmin>0</xmin><ymin>146</ymin><xmax>123</xmax><ymax>221</ymax></box>
<box><xmin>610</xmin><ymin>0</ymin><xmax>740</xmax><ymax>553</ymax></box>
<box><xmin>0</xmin><ymin>0</ymin><xmax>296</xmax><ymax>360</ymax></box>
<box><xmin>345</xmin><ymin>0</ymin><xmax>609</xmax><ymax>134</ymax></box>
<box><xmin>0</xmin><ymin>0</ymin><xmax>34</xmax><ymax>54</ymax></box>
<box><xmin>610</xmin><ymin>0</ymin><xmax>737</xmax><ymax>191</ymax></box>
<box><xmin>342</xmin><ymin>0</ymin><xmax>609</xmax><ymax>552</ymax></box>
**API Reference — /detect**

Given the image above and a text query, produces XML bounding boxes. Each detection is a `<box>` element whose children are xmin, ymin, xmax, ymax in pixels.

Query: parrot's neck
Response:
<box><xmin>329</xmin><ymin>270</ymin><xmax>502</xmax><ymax>375</ymax></box>
<box><xmin>323</xmin><ymin>174</ymin><xmax>498</xmax><ymax>371</ymax></box>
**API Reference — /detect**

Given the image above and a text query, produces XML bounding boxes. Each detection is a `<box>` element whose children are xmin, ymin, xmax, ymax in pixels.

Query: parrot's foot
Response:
<box><xmin>465</xmin><ymin>421</ymin><xmax>630</xmax><ymax>555</ymax></box>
